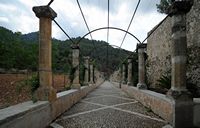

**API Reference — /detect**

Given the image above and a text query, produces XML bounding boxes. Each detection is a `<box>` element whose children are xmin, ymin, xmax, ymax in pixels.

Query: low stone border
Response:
<box><xmin>0</xmin><ymin>80</ymin><xmax>104</xmax><ymax>128</ymax></box>
<box><xmin>112</xmin><ymin>82</ymin><xmax>200</xmax><ymax>127</ymax></box>
<box><xmin>120</xmin><ymin>84</ymin><xmax>173</xmax><ymax>123</ymax></box>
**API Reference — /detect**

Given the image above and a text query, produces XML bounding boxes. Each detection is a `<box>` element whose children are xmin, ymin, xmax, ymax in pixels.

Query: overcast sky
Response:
<box><xmin>0</xmin><ymin>0</ymin><xmax>166</xmax><ymax>51</ymax></box>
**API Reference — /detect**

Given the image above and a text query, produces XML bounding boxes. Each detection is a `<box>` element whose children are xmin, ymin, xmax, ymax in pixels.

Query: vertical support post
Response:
<box><xmin>83</xmin><ymin>56</ymin><xmax>90</xmax><ymax>86</ymax></box>
<box><xmin>137</xmin><ymin>44</ymin><xmax>147</xmax><ymax>89</ymax></box>
<box><xmin>167</xmin><ymin>1</ymin><xmax>194</xmax><ymax>127</ymax></box>
<box><xmin>119</xmin><ymin>66</ymin><xmax>122</xmax><ymax>88</ymax></box>
<box><xmin>71</xmin><ymin>44</ymin><xmax>81</xmax><ymax>89</ymax></box>
<box><xmin>33</xmin><ymin>6</ymin><xmax>57</xmax><ymax>102</ymax></box>
<box><xmin>89</xmin><ymin>60</ymin><xmax>94</xmax><ymax>85</ymax></box>
<box><xmin>127</xmin><ymin>58</ymin><xmax>133</xmax><ymax>86</ymax></box>
<box><xmin>122</xmin><ymin>63</ymin><xmax>126</xmax><ymax>84</ymax></box>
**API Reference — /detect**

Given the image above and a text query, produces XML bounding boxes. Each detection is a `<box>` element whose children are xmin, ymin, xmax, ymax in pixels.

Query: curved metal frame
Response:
<box><xmin>77</xmin><ymin>27</ymin><xmax>142</xmax><ymax>44</ymax></box>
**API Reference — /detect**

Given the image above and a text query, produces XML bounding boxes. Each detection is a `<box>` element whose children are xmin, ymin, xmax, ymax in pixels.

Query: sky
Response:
<box><xmin>0</xmin><ymin>0</ymin><xmax>166</xmax><ymax>51</ymax></box>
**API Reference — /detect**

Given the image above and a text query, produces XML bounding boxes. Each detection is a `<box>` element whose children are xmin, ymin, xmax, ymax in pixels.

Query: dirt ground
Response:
<box><xmin>0</xmin><ymin>74</ymin><xmax>70</xmax><ymax>109</ymax></box>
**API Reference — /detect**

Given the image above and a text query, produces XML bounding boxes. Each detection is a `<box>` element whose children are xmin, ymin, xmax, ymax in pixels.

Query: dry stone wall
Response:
<box><xmin>147</xmin><ymin>0</ymin><xmax>200</xmax><ymax>88</ymax></box>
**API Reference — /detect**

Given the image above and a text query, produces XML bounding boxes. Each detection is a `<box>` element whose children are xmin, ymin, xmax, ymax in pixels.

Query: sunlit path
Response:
<box><xmin>50</xmin><ymin>81</ymin><xmax>166</xmax><ymax>128</ymax></box>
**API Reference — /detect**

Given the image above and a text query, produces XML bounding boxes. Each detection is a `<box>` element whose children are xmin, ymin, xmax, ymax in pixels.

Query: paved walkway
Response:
<box><xmin>51</xmin><ymin>81</ymin><xmax>167</xmax><ymax>128</ymax></box>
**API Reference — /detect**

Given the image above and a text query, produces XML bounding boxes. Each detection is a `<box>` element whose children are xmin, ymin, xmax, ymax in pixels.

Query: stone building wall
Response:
<box><xmin>146</xmin><ymin>0</ymin><xmax>200</xmax><ymax>88</ymax></box>
<box><xmin>110</xmin><ymin>69</ymin><xmax>121</xmax><ymax>83</ymax></box>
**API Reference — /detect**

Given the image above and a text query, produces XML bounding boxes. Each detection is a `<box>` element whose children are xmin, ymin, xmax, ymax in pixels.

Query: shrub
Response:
<box><xmin>157</xmin><ymin>74</ymin><xmax>171</xmax><ymax>89</ymax></box>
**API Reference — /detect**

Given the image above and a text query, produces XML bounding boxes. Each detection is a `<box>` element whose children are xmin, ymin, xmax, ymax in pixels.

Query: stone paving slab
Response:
<box><xmin>116</xmin><ymin>102</ymin><xmax>161</xmax><ymax>118</ymax></box>
<box><xmin>52</xmin><ymin>81</ymin><xmax>167</xmax><ymax>128</ymax></box>
<box><xmin>84</xmin><ymin>95</ymin><xmax>136</xmax><ymax>106</ymax></box>
<box><xmin>62</xmin><ymin>102</ymin><xmax>103</xmax><ymax>116</ymax></box>
<box><xmin>56</xmin><ymin>108</ymin><xmax>165</xmax><ymax>128</ymax></box>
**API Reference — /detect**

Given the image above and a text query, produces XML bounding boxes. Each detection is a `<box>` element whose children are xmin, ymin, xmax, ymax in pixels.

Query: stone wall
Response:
<box><xmin>146</xmin><ymin>0</ymin><xmax>200</xmax><ymax>88</ymax></box>
<box><xmin>110</xmin><ymin>69</ymin><xmax>121</xmax><ymax>83</ymax></box>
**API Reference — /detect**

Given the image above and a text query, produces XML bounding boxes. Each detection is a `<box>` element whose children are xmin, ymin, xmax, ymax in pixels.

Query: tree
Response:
<box><xmin>156</xmin><ymin>0</ymin><xmax>173</xmax><ymax>14</ymax></box>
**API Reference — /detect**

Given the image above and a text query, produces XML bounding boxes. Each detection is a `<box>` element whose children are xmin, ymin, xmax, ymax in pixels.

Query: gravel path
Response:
<box><xmin>51</xmin><ymin>81</ymin><xmax>167</xmax><ymax>128</ymax></box>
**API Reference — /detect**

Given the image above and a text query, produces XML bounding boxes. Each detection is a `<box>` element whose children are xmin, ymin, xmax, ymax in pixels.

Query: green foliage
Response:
<box><xmin>79</xmin><ymin>62</ymin><xmax>85</xmax><ymax>86</ymax></box>
<box><xmin>65</xmin><ymin>85</ymin><xmax>71</xmax><ymax>91</ymax></box>
<box><xmin>28</xmin><ymin>74</ymin><xmax>39</xmax><ymax>94</ymax></box>
<box><xmin>25</xmin><ymin>74</ymin><xmax>39</xmax><ymax>103</ymax></box>
<box><xmin>16</xmin><ymin>74</ymin><xmax>39</xmax><ymax>102</ymax></box>
<box><xmin>157</xmin><ymin>74</ymin><xmax>171</xmax><ymax>89</ymax></box>
<box><xmin>0</xmin><ymin>26</ymin><xmax>131</xmax><ymax>76</ymax></box>
<box><xmin>156</xmin><ymin>0</ymin><xmax>172</xmax><ymax>14</ymax></box>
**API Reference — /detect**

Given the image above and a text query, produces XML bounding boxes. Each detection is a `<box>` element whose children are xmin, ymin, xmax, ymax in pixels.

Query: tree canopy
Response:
<box><xmin>0</xmin><ymin>26</ymin><xmax>133</xmax><ymax>75</ymax></box>
<box><xmin>156</xmin><ymin>0</ymin><xmax>173</xmax><ymax>14</ymax></box>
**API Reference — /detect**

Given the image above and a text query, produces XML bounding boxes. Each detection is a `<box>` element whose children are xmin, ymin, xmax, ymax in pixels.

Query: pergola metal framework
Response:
<box><xmin>47</xmin><ymin>0</ymin><xmax>168</xmax><ymax>67</ymax></box>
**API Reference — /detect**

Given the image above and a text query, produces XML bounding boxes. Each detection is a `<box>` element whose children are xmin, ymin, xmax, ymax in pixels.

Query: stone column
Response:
<box><xmin>33</xmin><ymin>6</ymin><xmax>57</xmax><ymax>101</ymax></box>
<box><xmin>71</xmin><ymin>44</ymin><xmax>81</xmax><ymax>89</ymax></box>
<box><xmin>119</xmin><ymin>67</ymin><xmax>122</xmax><ymax>88</ymax></box>
<box><xmin>83</xmin><ymin>56</ymin><xmax>90</xmax><ymax>86</ymax></box>
<box><xmin>122</xmin><ymin>63</ymin><xmax>126</xmax><ymax>84</ymax></box>
<box><xmin>89</xmin><ymin>61</ymin><xmax>94</xmax><ymax>85</ymax></box>
<box><xmin>167</xmin><ymin>1</ymin><xmax>193</xmax><ymax>127</ymax></box>
<box><xmin>137</xmin><ymin>44</ymin><xmax>147</xmax><ymax>89</ymax></box>
<box><xmin>127</xmin><ymin>58</ymin><xmax>133</xmax><ymax>86</ymax></box>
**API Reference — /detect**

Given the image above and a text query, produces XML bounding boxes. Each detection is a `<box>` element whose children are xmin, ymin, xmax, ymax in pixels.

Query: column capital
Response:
<box><xmin>137</xmin><ymin>43</ymin><xmax>147</xmax><ymax>52</ymax></box>
<box><xmin>128</xmin><ymin>57</ymin><xmax>132</xmax><ymax>63</ymax></box>
<box><xmin>83</xmin><ymin>56</ymin><xmax>90</xmax><ymax>60</ymax></box>
<box><xmin>33</xmin><ymin>6</ymin><xmax>57</xmax><ymax>19</ymax></box>
<box><xmin>168</xmin><ymin>0</ymin><xmax>193</xmax><ymax>16</ymax></box>
<box><xmin>71</xmin><ymin>43</ymin><xmax>80</xmax><ymax>49</ymax></box>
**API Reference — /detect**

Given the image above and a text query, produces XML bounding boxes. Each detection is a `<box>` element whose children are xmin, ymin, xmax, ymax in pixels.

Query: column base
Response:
<box><xmin>36</xmin><ymin>86</ymin><xmax>57</xmax><ymax>102</ymax></box>
<box><xmin>167</xmin><ymin>89</ymin><xmax>193</xmax><ymax>128</ymax></box>
<box><xmin>167</xmin><ymin>89</ymin><xmax>192</xmax><ymax>100</ymax></box>
<box><xmin>83</xmin><ymin>82</ymin><xmax>89</xmax><ymax>86</ymax></box>
<box><xmin>71</xmin><ymin>83</ymin><xmax>81</xmax><ymax>89</ymax></box>
<box><xmin>137</xmin><ymin>83</ymin><xmax>147</xmax><ymax>89</ymax></box>
<box><xmin>89</xmin><ymin>82</ymin><xmax>94</xmax><ymax>86</ymax></box>
<box><xmin>127</xmin><ymin>82</ymin><xmax>132</xmax><ymax>86</ymax></box>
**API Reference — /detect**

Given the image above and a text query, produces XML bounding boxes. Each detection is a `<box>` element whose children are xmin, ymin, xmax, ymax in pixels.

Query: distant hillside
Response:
<box><xmin>0</xmin><ymin>26</ymin><xmax>132</xmax><ymax>75</ymax></box>
<box><xmin>21</xmin><ymin>31</ymin><xmax>39</xmax><ymax>42</ymax></box>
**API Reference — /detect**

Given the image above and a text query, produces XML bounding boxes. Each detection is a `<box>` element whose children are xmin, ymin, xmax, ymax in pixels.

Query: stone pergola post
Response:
<box><xmin>83</xmin><ymin>56</ymin><xmax>90</xmax><ymax>86</ymax></box>
<box><xmin>137</xmin><ymin>44</ymin><xmax>147</xmax><ymax>89</ymax></box>
<box><xmin>127</xmin><ymin>58</ymin><xmax>133</xmax><ymax>86</ymax></box>
<box><xmin>89</xmin><ymin>60</ymin><xmax>94</xmax><ymax>85</ymax></box>
<box><xmin>119</xmin><ymin>66</ymin><xmax>122</xmax><ymax>88</ymax></box>
<box><xmin>71</xmin><ymin>44</ymin><xmax>81</xmax><ymax>89</ymax></box>
<box><xmin>167</xmin><ymin>1</ymin><xmax>193</xmax><ymax>127</ymax></box>
<box><xmin>33</xmin><ymin>6</ymin><xmax>57</xmax><ymax>101</ymax></box>
<box><xmin>122</xmin><ymin>63</ymin><xmax>126</xmax><ymax>84</ymax></box>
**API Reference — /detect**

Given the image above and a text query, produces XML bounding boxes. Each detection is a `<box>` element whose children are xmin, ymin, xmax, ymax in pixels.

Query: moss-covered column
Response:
<box><xmin>122</xmin><ymin>63</ymin><xmax>126</xmax><ymax>84</ymax></box>
<box><xmin>167</xmin><ymin>1</ymin><xmax>193</xmax><ymax>127</ymax></box>
<box><xmin>127</xmin><ymin>58</ymin><xmax>133</xmax><ymax>86</ymax></box>
<box><xmin>83</xmin><ymin>56</ymin><xmax>90</xmax><ymax>86</ymax></box>
<box><xmin>89</xmin><ymin>60</ymin><xmax>94</xmax><ymax>85</ymax></box>
<box><xmin>137</xmin><ymin>44</ymin><xmax>147</xmax><ymax>89</ymax></box>
<box><xmin>71</xmin><ymin>44</ymin><xmax>80</xmax><ymax>89</ymax></box>
<box><xmin>33</xmin><ymin>6</ymin><xmax>57</xmax><ymax>102</ymax></box>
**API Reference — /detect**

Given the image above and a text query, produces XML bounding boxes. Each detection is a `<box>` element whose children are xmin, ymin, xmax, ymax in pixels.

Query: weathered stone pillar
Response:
<box><xmin>137</xmin><ymin>44</ymin><xmax>147</xmax><ymax>89</ymax></box>
<box><xmin>119</xmin><ymin>66</ymin><xmax>122</xmax><ymax>88</ymax></box>
<box><xmin>71</xmin><ymin>44</ymin><xmax>81</xmax><ymax>89</ymax></box>
<box><xmin>83</xmin><ymin>56</ymin><xmax>90</xmax><ymax>86</ymax></box>
<box><xmin>33</xmin><ymin>6</ymin><xmax>57</xmax><ymax>102</ymax></box>
<box><xmin>127</xmin><ymin>58</ymin><xmax>133</xmax><ymax>86</ymax></box>
<box><xmin>89</xmin><ymin>60</ymin><xmax>94</xmax><ymax>85</ymax></box>
<box><xmin>122</xmin><ymin>63</ymin><xmax>126</xmax><ymax>84</ymax></box>
<box><xmin>167</xmin><ymin>1</ymin><xmax>193</xmax><ymax>127</ymax></box>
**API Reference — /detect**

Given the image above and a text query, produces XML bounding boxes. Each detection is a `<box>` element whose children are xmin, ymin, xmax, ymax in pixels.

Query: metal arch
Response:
<box><xmin>88</xmin><ymin>44</ymin><xmax>123</xmax><ymax>56</ymax></box>
<box><xmin>77</xmin><ymin>27</ymin><xmax>142</xmax><ymax>44</ymax></box>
